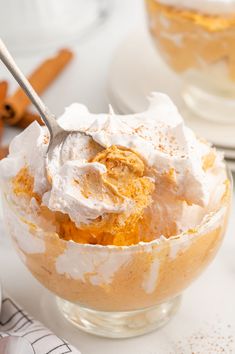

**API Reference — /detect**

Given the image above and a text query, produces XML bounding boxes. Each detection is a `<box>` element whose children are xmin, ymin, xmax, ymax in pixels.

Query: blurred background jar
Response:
<box><xmin>0</xmin><ymin>0</ymin><xmax>110</xmax><ymax>55</ymax></box>
<box><xmin>145</xmin><ymin>0</ymin><xmax>235</xmax><ymax>124</ymax></box>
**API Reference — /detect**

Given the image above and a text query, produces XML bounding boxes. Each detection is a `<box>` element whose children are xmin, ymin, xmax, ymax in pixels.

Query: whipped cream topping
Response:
<box><xmin>0</xmin><ymin>93</ymin><xmax>225</xmax><ymax>229</ymax></box>
<box><xmin>157</xmin><ymin>0</ymin><xmax>235</xmax><ymax>15</ymax></box>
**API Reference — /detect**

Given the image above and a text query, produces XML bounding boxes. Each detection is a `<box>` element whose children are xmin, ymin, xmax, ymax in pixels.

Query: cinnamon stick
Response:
<box><xmin>1</xmin><ymin>49</ymin><xmax>73</xmax><ymax>125</ymax></box>
<box><xmin>17</xmin><ymin>112</ymin><xmax>43</xmax><ymax>129</ymax></box>
<box><xmin>0</xmin><ymin>146</ymin><xmax>9</xmax><ymax>160</ymax></box>
<box><xmin>0</xmin><ymin>81</ymin><xmax>8</xmax><ymax>142</ymax></box>
<box><xmin>0</xmin><ymin>118</ymin><xmax>4</xmax><ymax>143</ymax></box>
<box><xmin>0</xmin><ymin>81</ymin><xmax>8</xmax><ymax>102</ymax></box>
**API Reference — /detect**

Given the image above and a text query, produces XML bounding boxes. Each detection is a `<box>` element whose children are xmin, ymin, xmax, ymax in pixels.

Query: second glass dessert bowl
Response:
<box><xmin>145</xmin><ymin>0</ymin><xmax>235</xmax><ymax>123</ymax></box>
<box><xmin>0</xmin><ymin>93</ymin><xmax>232</xmax><ymax>338</ymax></box>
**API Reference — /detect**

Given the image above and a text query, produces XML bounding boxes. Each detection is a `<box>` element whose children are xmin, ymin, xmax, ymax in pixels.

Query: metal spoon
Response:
<box><xmin>0</xmin><ymin>39</ymin><xmax>94</xmax><ymax>163</ymax></box>
<box><xmin>0</xmin><ymin>336</ymin><xmax>34</xmax><ymax>354</ymax></box>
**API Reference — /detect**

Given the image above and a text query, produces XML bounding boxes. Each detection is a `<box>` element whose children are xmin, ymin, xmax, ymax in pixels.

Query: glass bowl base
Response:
<box><xmin>182</xmin><ymin>83</ymin><xmax>235</xmax><ymax>124</ymax></box>
<box><xmin>56</xmin><ymin>295</ymin><xmax>182</xmax><ymax>338</ymax></box>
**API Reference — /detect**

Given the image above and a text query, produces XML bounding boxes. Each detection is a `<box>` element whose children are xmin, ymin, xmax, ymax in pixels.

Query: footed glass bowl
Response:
<box><xmin>145</xmin><ymin>0</ymin><xmax>235</xmax><ymax>123</ymax></box>
<box><xmin>1</xmin><ymin>170</ymin><xmax>232</xmax><ymax>338</ymax></box>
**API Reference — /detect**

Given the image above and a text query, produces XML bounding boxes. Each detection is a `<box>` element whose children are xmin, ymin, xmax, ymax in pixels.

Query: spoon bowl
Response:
<box><xmin>0</xmin><ymin>39</ymin><xmax>96</xmax><ymax>165</ymax></box>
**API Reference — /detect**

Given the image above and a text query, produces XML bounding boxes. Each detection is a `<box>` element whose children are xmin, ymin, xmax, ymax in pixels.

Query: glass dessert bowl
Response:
<box><xmin>145</xmin><ymin>0</ymin><xmax>235</xmax><ymax>123</ymax></box>
<box><xmin>0</xmin><ymin>93</ymin><xmax>232</xmax><ymax>338</ymax></box>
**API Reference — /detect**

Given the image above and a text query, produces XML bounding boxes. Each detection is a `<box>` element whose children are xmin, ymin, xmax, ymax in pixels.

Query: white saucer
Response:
<box><xmin>108</xmin><ymin>29</ymin><xmax>235</xmax><ymax>150</ymax></box>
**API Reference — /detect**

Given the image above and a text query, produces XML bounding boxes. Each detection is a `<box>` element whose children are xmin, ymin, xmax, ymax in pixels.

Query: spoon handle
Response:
<box><xmin>0</xmin><ymin>39</ymin><xmax>59</xmax><ymax>136</ymax></box>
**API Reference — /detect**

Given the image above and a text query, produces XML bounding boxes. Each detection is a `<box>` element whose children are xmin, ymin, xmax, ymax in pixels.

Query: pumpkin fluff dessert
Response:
<box><xmin>145</xmin><ymin>0</ymin><xmax>235</xmax><ymax>122</ymax></box>
<box><xmin>0</xmin><ymin>93</ymin><xmax>231</xmax><ymax>338</ymax></box>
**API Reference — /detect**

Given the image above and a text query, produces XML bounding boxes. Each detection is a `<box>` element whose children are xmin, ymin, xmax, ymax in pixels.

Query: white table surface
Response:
<box><xmin>0</xmin><ymin>1</ymin><xmax>235</xmax><ymax>353</ymax></box>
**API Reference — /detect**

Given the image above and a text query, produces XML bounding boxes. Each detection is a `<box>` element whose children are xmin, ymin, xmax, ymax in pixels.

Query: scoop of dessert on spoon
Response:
<box><xmin>0</xmin><ymin>39</ymin><xmax>95</xmax><ymax>164</ymax></box>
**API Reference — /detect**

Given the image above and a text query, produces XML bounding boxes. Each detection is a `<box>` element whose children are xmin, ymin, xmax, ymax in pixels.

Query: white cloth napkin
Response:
<box><xmin>0</xmin><ymin>296</ymin><xmax>81</xmax><ymax>354</ymax></box>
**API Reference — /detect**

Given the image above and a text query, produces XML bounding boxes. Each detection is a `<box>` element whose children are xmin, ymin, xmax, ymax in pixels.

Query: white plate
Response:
<box><xmin>108</xmin><ymin>29</ymin><xmax>235</xmax><ymax>150</ymax></box>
